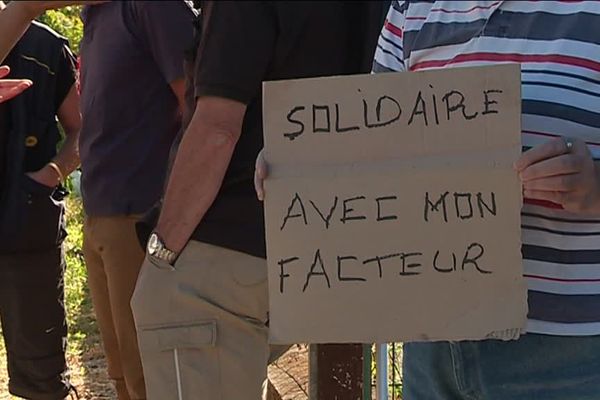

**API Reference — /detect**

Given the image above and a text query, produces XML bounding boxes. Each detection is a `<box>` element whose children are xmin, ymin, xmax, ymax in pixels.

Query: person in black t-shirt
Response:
<box><xmin>0</xmin><ymin>2</ymin><xmax>81</xmax><ymax>398</ymax></box>
<box><xmin>131</xmin><ymin>1</ymin><xmax>385</xmax><ymax>398</ymax></box>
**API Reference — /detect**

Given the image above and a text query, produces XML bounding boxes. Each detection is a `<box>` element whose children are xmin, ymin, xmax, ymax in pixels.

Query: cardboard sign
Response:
<box><xmin>262</xmin><ymin>65</ymin><xmax>527</xmax><ymax>344</ymax></box>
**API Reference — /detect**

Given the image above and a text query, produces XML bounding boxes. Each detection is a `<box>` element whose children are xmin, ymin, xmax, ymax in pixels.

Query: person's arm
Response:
<box><xmin>0</xmin><ymin>1</ymin><xmax>105</xmax><ymax>62</ymax></box>
<box><xmin>516</xmin><ymin>137</ymin><xmax>600</xmax><ymax>214</ymax></box>
<box><xmin>27</xmin><ymin>84</ymin><xmax>81</xmax><ymax>187</ymax></box>
<box><xmin>154</xmin><ymin>1</ymin><xmax>277</xmax><ymax>253</ymax></box>
<box><xmin>156</xmin><ymin>96</ymin><xmax>246</xmax><ymax>252</ymax></box>
<box><xmin>54</xmin><ymin>84</ymin><xmax>81</xmax><ymax>177</ymax></box>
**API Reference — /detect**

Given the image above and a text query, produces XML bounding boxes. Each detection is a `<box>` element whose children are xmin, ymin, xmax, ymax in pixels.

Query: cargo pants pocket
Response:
<box><xmin>137</xmin><ymin>321</ymin><xmax>221</xmax><ymax>400</ymax></box>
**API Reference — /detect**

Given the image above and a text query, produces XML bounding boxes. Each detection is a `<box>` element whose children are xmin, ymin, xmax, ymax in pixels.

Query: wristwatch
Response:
<box><xmin>147</xmin><ymin>233</ymin><xmax>177</xmax><ymax>264</ymax></box>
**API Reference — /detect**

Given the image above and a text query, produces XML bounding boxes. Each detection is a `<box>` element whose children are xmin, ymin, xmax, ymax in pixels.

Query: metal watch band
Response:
<box><xmin>157</xmin><ymin>247</ymin><xmax>177</xmax><ymax>264</ymax></box>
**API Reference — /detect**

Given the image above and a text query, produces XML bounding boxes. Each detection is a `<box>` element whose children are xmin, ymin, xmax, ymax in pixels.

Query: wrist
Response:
<box><xmin>47</xmin><ymin>161</ymin><xmax>64</xmax><ymax>182</ymax></box>
<box><xmin>28</xmin><ymin>164</ymin><xmax>61</xmax><ymax>187</ymax></box>
<box><xmin>147</xmin><ymin>232</ymin><xmax>178</xmax><ymax>264</ymax></box>
<box><xmin>155</xmin><ymin>219</ymin><xmax>187</xmax><ymax>255</ymax></box>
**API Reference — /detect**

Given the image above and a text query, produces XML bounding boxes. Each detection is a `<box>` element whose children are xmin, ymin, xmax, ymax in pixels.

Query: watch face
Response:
<box><xmin>147</xmin><ymin>233</ymin><xmax>159</xmax><ymax>255</ymax></box>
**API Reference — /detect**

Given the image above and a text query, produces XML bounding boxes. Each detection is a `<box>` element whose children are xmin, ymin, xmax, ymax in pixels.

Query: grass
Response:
<box><xmin>0</xmin><ymin>197</ymin><xmax>114</xmax><ymax>399</ymax></box>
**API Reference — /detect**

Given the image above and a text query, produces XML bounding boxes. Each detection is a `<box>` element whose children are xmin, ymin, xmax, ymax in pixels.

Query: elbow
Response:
<box><xmin>208</xmin><ymin>127</ymin><xmax>240</xmax><ymax>150</ymax></box>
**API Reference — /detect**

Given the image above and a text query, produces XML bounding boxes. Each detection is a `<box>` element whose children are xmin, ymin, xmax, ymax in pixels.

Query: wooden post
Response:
<box><xmin>309</xmin><ymin>344</ymin><xmax>365</xmax><ymax>400</ymax></box>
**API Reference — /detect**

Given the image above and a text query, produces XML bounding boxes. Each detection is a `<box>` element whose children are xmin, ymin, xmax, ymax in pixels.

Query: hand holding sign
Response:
<box><xmin>516</xmin><ymin>138</ymin><xmax>600</xmax><ymax>213</ymax></box>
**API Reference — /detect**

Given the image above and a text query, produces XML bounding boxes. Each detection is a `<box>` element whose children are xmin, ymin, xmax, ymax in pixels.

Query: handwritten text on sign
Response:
<box><xmin>263</xmin><ymin>65</ymin><xmax>527</xmax><ymax>344</ymax></box>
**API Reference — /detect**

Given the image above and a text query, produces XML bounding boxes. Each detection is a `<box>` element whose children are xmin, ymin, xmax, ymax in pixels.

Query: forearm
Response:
<box><xmin>156</xmin><ymin>97</ymin><xmax>246</xmax><ymax>253</ymax></box>
<box><xmin>0</xmin><ymin>2</ymin><xmax>40</xmax><ymax>62</ymax></box>
<box><xmin>156</xmin><ymin>132</ymin><xmax>234</xmax><ymax>252</ymax></box>
<box><xmin>53</xmin><ymin>131</ymin><xmax>80</xmax><ymax>177</ymax></box>
<box><xmin>54</xmin><ymin>85</ymin><xmax>81</xmax><ymax>179</ymax></box>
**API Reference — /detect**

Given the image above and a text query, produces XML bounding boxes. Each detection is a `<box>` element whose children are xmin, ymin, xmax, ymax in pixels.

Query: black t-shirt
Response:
<box><xmin>22</xmin><ymin>41</ymin><xmax>76</xmax><ymax>173</ymax></box>
<box><xmin>188</xmin><ymin>1</ymin><xmax>386</xmax><ymax>258</ymax></box>
<box><xmin>0</xmin><ymin>28</ymin><xmax>76</xmax><ymax>178</ymax></box>
<box><xmin>0</xmin><ymin>104</ymin><xmax>9</xmax><ymax>188</ymax></box>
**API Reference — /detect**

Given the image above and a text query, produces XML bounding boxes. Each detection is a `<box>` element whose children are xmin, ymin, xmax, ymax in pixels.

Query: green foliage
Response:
<box><xmin>64</xmin><ymin>198</ymin><xmax>85</xmax><ymax>322</ymax></box>
<box><xmin>37</xmin><ymin>6</ymin><xmax>84</xmax><ymax>54</ymax></box>
<box><xmin>63</xmin><ymin>197</ymin><xmax>98</xmax><ymax>353</ymax></box>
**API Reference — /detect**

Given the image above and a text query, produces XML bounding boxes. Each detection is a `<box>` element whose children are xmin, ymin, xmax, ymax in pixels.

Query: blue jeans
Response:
<box><xmin>403</xmin><ymin>334</ymin><xmax>600</xmax><ymax>400</ymax></box>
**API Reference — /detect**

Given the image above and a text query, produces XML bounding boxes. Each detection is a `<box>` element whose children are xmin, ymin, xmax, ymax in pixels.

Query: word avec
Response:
<box><xmin>279</xmin><ymin>191</ymin><xmax>498</xmax><ymax>231</ymax></box>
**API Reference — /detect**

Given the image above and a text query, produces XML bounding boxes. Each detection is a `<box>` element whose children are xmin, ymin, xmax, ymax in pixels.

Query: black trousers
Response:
<box><xmin>0</xmin><ymin>247</ymin><xmax>70</xmax><ymax>400</ymax></box>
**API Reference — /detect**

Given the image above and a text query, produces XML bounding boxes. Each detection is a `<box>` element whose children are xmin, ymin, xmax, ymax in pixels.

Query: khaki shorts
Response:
<box><xmin>131</xmin><ymin>241</ymin><xmax>284</xmax><ymax>400</ymax></box>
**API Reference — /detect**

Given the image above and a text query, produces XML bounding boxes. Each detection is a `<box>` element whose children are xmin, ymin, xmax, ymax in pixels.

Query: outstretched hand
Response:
<box><xmin>0</xmin><ymin>66</ymin><xmax>32</xmax><ymax>103</ymax></box>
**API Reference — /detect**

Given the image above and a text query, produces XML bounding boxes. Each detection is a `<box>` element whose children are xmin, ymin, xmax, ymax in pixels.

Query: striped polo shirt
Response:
<box><xmin>374</xmin><ymin>0</ymin><xmax>600</xmax><ymax>336</ymax></box>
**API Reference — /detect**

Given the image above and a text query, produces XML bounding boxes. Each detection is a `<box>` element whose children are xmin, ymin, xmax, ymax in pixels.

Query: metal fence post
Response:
<box><xmin>376</xmin><ymin>344</ymin><xmax>389</xmax><ymax>400</ymax></box>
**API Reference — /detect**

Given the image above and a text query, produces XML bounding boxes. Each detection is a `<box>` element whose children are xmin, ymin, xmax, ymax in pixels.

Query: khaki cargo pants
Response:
<box><xmin>131</xmin><ymin>241</ymin><xmax>285</xmax><ymax>400</ymax></box>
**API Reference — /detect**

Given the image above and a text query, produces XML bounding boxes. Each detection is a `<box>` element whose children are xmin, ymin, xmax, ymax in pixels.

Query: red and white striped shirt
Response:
<box><xmin>374</xmin><ymin>0</ymin><xmax>600</xmax><ymax>336</ymax></box>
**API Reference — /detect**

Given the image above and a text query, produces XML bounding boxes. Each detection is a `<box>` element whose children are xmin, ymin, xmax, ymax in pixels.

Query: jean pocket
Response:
<box><xmin>137</xmin><ymin>321</ymin><xmax>221</xmax><ymax>400</ymax></box>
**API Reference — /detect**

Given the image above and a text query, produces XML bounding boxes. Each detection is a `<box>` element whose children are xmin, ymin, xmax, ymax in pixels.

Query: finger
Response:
<box><xmin>256</xmin><ymin>152</ymin><xmax>268</xmax><ymax>180</ymax></box>
<box><xmin>569</xmin><ymin>137</ymin><xmax>591</xmax><ymax>158</ymax></box>
<box><xmin>520</xmin><ymin>154</ymin><xmax>581</xmax><ymax>181</ymax></box>
<box><xmin>515</xmin><ymin>138</ymin><xmax>569</xmax><ymax>172</ymax></box>
<box><xmin>523</xmin><ymin>189</ymin><xmax>565</xmax><ymax>206</ymax></box>
<box><xmin>0</xmin><ymin>79</ymin><xmax>33</xmax><ymax>88</ymax></box>
<box><xmin>254</xmin><ymin>151</ymin><xmax>267</xmax><ymax>201</ymax></box>
<box><xmin>0</xmin><ymin>66</ymin><xmax>9</xmax><ymax>79</ymax></box>
<box><xmin>254</xmin><ymin>170</ymin><xmax>264</xmax><ymax>201</ymax></box>
<box><xmin>522</xmin><ymin>174</ymin><xmax>579</xmax><ymax>192</ymax></box>
<box><xmin>0</xmin><ymin>80</ymin><xmax>33</xmax><ymax>103</ymax></box>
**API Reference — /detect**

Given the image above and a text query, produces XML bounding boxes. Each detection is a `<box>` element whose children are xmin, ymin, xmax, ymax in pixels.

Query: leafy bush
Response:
<box><xmin>37</xmin><ymin>6</ymin><xmax>84</xmax><ymax>54</ymax></box>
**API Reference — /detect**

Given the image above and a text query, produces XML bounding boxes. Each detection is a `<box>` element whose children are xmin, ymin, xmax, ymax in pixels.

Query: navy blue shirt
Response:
<box><xmin>79</xmin><ymin>1</ymin><xmax>195</xmax><ymax>216</ymax></box>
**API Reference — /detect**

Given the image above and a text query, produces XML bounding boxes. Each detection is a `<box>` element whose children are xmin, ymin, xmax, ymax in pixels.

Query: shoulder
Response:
<box><xmin>27</xmin><ymin>21</ymin><xmax>69</xmax><ymax>47</ymax></box>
